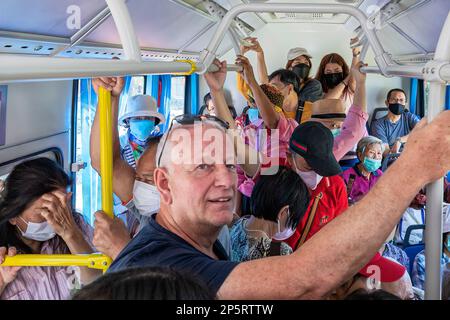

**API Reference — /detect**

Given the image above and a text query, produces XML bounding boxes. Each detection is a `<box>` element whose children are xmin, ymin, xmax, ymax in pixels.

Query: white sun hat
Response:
<box><xmin>287</xmin><ymin>47</ymin><xmax>313</xmax><ymax>61</ymax></box>
<box><xmin>118</xmin><ymin>95</ymin><xmax>165</xmax><ymax>126</ymax></box>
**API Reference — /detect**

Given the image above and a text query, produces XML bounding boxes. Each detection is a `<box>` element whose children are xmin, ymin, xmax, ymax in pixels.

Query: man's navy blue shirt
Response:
<box><xmin>108</xmin><ymin>215</ymin><xmax>239</xmax><ymax>294</ymax></box>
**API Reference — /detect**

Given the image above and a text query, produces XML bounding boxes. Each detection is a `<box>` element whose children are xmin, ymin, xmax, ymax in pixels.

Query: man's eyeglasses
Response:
<box><xmin>157</xmin><ymin>114</ymin><xmax>230</xmax><ymax>167</ymax></box>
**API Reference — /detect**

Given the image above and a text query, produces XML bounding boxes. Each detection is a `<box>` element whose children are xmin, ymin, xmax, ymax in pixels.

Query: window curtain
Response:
<box><xmin>183</xmin><ymin>74</ymin><xmax>199</xmax><ymax>115</ymax></box>
<box><xmin>77</xmin><ymin>77</ymin><xmax>132</xmax><ymax>224</ymax></box>
<box><xmin>446</xmin><ymin>85</ymin><xmax>450</xmax><ymax>110</ymax></box>
<box><xmin>146</xmin><ymin>75</ymin><xmax>172</xmax><ymax>132</ymax></box>
<box><xmin>410</xmin><ymin>78</ymin><xmax>425</xmax><ymax>117</ymax></box>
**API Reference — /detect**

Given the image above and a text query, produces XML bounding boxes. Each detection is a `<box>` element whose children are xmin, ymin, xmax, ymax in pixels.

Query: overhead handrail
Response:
<box><xmin>0</xmin><ymin>2</ymin><xmax>448</xmax><ymax>82</ymax></box>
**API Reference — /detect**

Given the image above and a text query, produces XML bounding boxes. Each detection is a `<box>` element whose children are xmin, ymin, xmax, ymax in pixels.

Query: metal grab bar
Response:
<box><xmin>1</xmin><ymin>254</ymin><xmax>112</xmax><ymax>273</ymax></box>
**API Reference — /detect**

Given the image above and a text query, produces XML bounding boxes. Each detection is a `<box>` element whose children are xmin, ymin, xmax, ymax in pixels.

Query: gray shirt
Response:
<box><xmin>371</xmin><ymin>111</ymin><xmax>420</xmax><ymax>147</ymax></box>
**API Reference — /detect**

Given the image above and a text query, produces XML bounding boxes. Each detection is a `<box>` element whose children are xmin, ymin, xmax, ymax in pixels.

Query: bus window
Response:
<box><xmin>169</xmin><ymin>76</ymin><xmax>186</xmax><ymax>122</ymax></box>
<box><xmin>73</xmin><ymin>76</ymin><xmax>146</xmax><ymax>224</ymax></box>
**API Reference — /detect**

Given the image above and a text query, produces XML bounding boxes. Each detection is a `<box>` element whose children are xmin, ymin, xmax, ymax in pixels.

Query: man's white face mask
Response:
<box><xmin>133</xmin><ymin>180</ymin><xmax>160</xmax><ymax>216</ymax></box>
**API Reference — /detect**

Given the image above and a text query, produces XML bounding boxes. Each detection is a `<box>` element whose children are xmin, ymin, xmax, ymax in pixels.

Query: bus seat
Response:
<box><xmin>381</xmin><ymin>153</ymin><xmax>401</xmax><ymax>171</ymax></box>
<box><xmin>369</xmin><ymin>107</ymin><xmax>388</xmax><ymax>133</ymax></box>
<box><xmin>404</xmin><ymin>243</ymin><xmax>425</xmax><ymax>275</ymax></box>
<box><xmin>401</xmin><ymin>224</ymin><xmax>426</xmax><ymax>274</ymax></box>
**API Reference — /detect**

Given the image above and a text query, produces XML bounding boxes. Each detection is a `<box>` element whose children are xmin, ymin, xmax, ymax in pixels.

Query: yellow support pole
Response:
<box><xmin>1</xmin><ymin>254</ymin><xmax>112</xmax><ymax>273</ymax></box>
<box><xmin>0</xmin><ymin>85</ymin><xmax>115</xmax><ymax>272</ymax></box>
<box><xmin>98</xmin><ymin>87</ymin><xmax>114</xmax><ymax>218</ymax></box>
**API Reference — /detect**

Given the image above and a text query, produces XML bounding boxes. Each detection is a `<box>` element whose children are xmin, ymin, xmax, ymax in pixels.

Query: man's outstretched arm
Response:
<box><xmin>219</xmin><ymin>111</ymin><xmax>450</xmax><ymax>299</ymax></box>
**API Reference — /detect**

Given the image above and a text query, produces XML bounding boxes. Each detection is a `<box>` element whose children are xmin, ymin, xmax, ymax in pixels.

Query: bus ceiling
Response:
<box><xmin>0</xmin><ymin>0</ymin><xmax>448</xmax><ymax>82</ymax></box>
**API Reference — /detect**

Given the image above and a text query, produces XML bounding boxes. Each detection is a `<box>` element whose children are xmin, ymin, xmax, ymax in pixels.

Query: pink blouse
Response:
<box><xmin>0</xmin><ymin>214</ymin><xmax>94</xmax><ymax>300</ymax></box>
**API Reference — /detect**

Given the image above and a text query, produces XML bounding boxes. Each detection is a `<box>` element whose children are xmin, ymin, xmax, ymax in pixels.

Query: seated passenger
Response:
<box><xmin>230</xmin><ymin>167</ymin><xmax>309</xmax><ymax>262</ymax></box>
<box><xmin>370</xmin><ymin>88</ymin><xmax>420</xmax><ymax>154</ymax></box>
<box><xmin>379</xmin><ymin>227</ymin><xmax>410</xmax><ymax>271</ymax></box>
<box><xmin>394</xmin><ymin>190</ymin><xmax>426</xmax><ymax>245</ymax></box>
<box><xmin>341</xmin><ymin>136</ymin><xmax>383</xmax><ymax>204</ymax></box>
<box><xmin>105</xmin><ymin>64</ymin><xmax>450</xmax><ymax>299</ymax></box>
<box><xmin>0</xmin><ymin>158</ymin><xmax>100</xmax><ymax>300</ymax></box>
<box><xmin>73</xmin><ymin>266</ymin><xmax>215</xmax><ymax>300</ymax></box>
<box><xmin>411</xmin><ymin>207</ymin><xmax>450</xmax><ymax>290</ymax></box>
<box><xmin>90</xmin><ymin>78</ymin><xmax>232</xmax><ymax>260</ymax></box>
<box><xmin>315</xmin><ymin>43</ymin><xmax>360</xmax><ymax>112</ymax></box>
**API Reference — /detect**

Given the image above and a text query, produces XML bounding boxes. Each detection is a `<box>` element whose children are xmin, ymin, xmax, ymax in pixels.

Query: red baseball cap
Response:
<box><xmin>359</xmin><ymin>253</ymin><xmax>406</xmax><ymax>282</ymax></box>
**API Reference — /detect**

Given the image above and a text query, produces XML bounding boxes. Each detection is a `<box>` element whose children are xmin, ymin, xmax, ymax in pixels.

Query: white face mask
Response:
<box><xmin>293</xmin><ymin>159</ymin><xmax>323</xmax><ymax>190</ymax></box>
<box><xmin>297</xmin><ymin>170</ymin><xmax>323</xmax><ymax>190</ymax></box>
<box><xmin>18</xmin><ymin>217</ymin><xmax>56</xmax><ymax>242</ymax></box>
<box><xmin>272</xmin><ymin>209</ymin><xmax>296</xmax><ymax>241</ymax></box>
<box><xmin>133</xmin><ymin>180</ymin><xmax>160</xmax><ymax>217</ymax></box>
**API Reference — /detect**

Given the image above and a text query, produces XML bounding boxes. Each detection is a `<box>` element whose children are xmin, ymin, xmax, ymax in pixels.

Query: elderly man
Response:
<box><xmin>106</xmin><ymin>67</ymin><xmax>450</xmax><ymax>299</ymax></box>
<box><xmin>89</xmin><ymin>78</ymin><xmax>232</xmax><ymax>260</ymax></box>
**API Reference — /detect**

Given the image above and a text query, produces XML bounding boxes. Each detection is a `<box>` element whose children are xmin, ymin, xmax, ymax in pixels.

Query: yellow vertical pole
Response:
<box><xmin>1</xmin><ymin>87</ymin><xmax>115</xmax><ymax>272</ymax></box>
<box><xmin>98</xmin><ymin>87</ymin><xmax>114</xmax><ymax>218</ymax></box>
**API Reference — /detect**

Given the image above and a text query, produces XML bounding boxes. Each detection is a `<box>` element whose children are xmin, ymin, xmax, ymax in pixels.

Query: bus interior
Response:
<box><xmin>0</xmin><ymin>0</ymin><xmax>449</xmax><ymax>301</ymax></box>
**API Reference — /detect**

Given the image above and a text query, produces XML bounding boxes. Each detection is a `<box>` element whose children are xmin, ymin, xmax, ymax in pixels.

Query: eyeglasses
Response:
<box><xmin>157</xmin><ymin>114</ymin><xmax>230</xmax><ymax>167</ymax></box>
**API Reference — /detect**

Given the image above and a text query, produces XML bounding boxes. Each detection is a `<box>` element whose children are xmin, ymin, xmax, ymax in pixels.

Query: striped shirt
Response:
<box><xmin>121</xmin><ymin>144</ymin><xmax>137</xmax><ymax>169</ymax></box>
<box><xmin>0</xmin><ymin>214</ymin><xmax>94</xmax><ymax>300</ymax></box>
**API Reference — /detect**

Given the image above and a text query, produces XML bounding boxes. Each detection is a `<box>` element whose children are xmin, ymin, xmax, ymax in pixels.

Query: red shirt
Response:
<box><xmin>285</xmin><ymin>175</ymin><xmax>348</xmax><ymax>249</ymax></box>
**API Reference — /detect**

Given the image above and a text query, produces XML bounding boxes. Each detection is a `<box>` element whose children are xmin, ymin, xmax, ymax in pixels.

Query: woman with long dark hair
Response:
<box><xmin>315</xmin><ymin>44</ymin><xmax>361</xmax><ymax>112</ymax></box>
<box><xmin>0</xmin><ymin>158</ymin><xmax>99</xmax><ymax>300</ymax></box>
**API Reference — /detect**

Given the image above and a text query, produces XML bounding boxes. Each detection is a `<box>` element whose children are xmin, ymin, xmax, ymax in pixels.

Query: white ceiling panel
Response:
<box><xmin>183</xmin><ymin>23</ymin><xmax>234</xmax><ymax>54</ymax></box>
<box><xmin>85</xmin><ymin>0</ymin><xmax>214</xmax><ymax>51</ymax></box>
<box><xmin>391</xmin><ymin>0</ymin><xmax>450</xmax><ymax>53</ymax></box>
<box><xmin>0</xmin><ymin>0</ymin><xmax>106</xmax><ymax>37</ymax></box>
<box><xmin>376</xmin><ymin>24</ymin><xmax>422</xmax><ymax>56</ymax></box>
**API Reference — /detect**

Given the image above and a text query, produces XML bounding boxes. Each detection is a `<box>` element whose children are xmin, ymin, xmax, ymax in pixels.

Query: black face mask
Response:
<box><xmin>292</xmin><ymin>63</ymin><xmax>310</xmax><ymax>81</ymax></box>
<box><xmin>324</xmin><ymin>72</ymin><xmax>344</xmax><ymax>89</ymax></box>
<box><xmin>388</xmin><ymin>103</ymin><xmax>405</xmax><ymax>115</ymax></box>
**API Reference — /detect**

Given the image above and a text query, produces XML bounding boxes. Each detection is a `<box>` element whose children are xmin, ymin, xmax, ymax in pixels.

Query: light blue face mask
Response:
<box><xmin>363</xmin><ymin>157</ymin><xmax>381</xmax><ymax>173</ymax></box>
<box><xmin>129</xmin><ymin>119</ymin><xmax>155</xmax><ymax>141</ymax></box>
<box><xmin>247</xmin><ymin>108</ymin><xmax>260</xmax><ymax>124</ymax></box>
<box><xmin>331</xmin><ymin>128</ymin><xmax>341</xmax><ymax>138</ymax></box>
